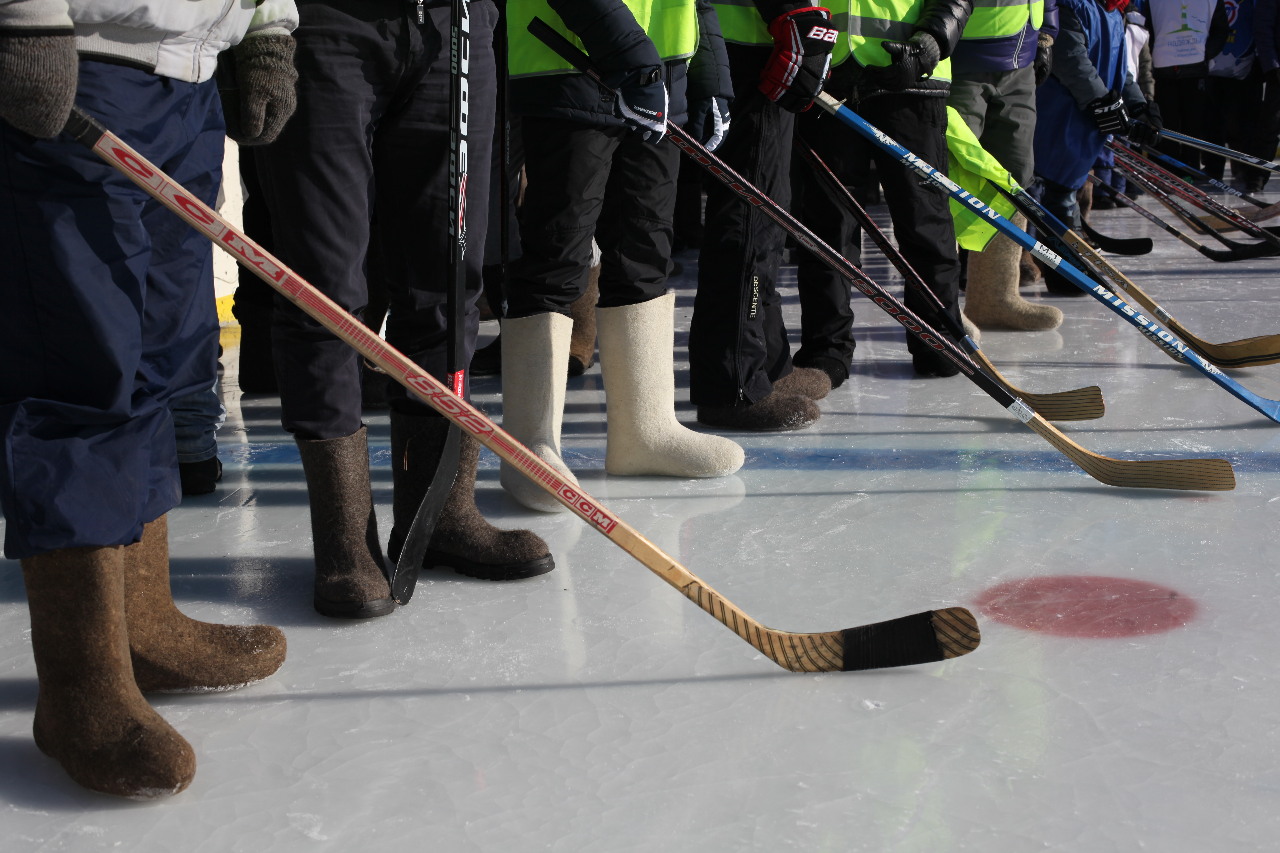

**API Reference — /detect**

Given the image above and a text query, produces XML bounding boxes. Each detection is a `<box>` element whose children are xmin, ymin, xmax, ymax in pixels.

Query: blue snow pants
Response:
<box><xmin>0</xmin><ymin>60</ymin><xmax>224</xmax><ymax>558</ymax></box>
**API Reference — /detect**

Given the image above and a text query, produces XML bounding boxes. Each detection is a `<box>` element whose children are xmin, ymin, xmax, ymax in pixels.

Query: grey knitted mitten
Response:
<box><xmin>0</xmin><ymin>31</ymin><xmax>78</xmax><ymax>138</ymax></box>
<box><xmin>224</xmin><ymin>33</ymin><xmax>297</xmax><ymax>146</ymax></box>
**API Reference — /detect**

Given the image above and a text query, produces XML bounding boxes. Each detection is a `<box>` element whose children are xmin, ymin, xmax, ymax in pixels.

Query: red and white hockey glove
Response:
<box><xmin>759</xmin><ymin>6</ymin><xmax>835</xmax><ymax>113</ymax></box>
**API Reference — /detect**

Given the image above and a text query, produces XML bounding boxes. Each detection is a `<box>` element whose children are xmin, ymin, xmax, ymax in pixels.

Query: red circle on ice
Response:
<box><xmin>973</xmin><ymin>575</ymin><xmax>1197</xmax><ymax>638</ymax></box>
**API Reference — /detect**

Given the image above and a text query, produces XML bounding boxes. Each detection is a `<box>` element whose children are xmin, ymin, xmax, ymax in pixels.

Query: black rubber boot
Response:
<box><xmin>387</xmin><ymin>412</ymin><xmax>554</xmax><ymax>581</ymax></box>
<box><xmin>296</xmin><ymin>428</ymin><xmax>396</xmax><ymax>618</ymax></box>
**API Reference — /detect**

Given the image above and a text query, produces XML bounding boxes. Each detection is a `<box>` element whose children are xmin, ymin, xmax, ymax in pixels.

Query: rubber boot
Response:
<box><xmin>122</xmin><ymin>515</ymin><xmax>287</xmax><ymax>693</ymax></box>
<box><xmin>963</xmin><ymin>218</ymin><xmax>1063</xmax><ymax>331</ymax></box>
<box><xmin>567</xmin><ymin>262</ymin><xmax>600</xmax><ymax>377</ymax></box>
<box><xmin>597</xmin><ymin>292</ymin><xmax>745</xmax><ymax>477</ymax></box>
<box><xmin>387</xmin><ymin>412</ymin><xmax>554</xmax><ymax>580</ymax></box>
<box><xmin>499</xmin><ymin>312</ymin><xmax>578</xmax><ymax>512</ymax></box>
<box><xmin>296</xmin><ymin>427</ymin><xmax>396</xmax><ymax>618</ymax></box>
<box><xmin>21</xmin><ymin>546</ymin><xmax>196</xmax><ymax>799</ymax></box>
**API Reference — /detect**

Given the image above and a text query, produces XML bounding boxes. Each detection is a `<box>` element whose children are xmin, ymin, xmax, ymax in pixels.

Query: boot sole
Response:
<box><xmin>423</xmin><ymin>551</ymin><xmax>555</xmax><ymax>581</ymax></box>
<box><xmin>313</xmin><ymin>595</ymin><xmax>397</xmax><ymax>619</ymax></box>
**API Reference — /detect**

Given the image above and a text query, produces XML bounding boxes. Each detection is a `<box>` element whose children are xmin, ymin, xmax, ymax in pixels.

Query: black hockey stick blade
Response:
<box><xmin>389</xmin><ymin>422</ymin><xmax>461</xmax><ymax>604</ymax></box>
<box><xmin>839</xmin><ymin>608</ymin><xmax>980</xmax><ymax>671</ymax></box>
<box><xmin>1080</xmin><ymin>218</ymin><xmax>1153</xmax><ymax>255</ymax></box>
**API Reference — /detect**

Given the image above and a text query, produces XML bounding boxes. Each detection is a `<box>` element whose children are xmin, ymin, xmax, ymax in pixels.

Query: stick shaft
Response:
<box><xmin>1161</xmin><ymin>129</ymin><xmax>1280</xmax><ymax>176</ymax></box>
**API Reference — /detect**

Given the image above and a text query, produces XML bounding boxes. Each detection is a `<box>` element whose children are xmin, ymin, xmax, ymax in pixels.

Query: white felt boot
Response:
<box><xmin>598</xmin><ymin>292</ymin><xmax>745</xmax><ymax>477</ymax></box>
<box><xmin>499</xmin><ymin>312</ymin><xmax>578</xmax><ymax>512</ymax></box>
<box><xmin>964</xmin><ymin>215</ymin><xmax>1063</xmax><ymax>331</ymax></box>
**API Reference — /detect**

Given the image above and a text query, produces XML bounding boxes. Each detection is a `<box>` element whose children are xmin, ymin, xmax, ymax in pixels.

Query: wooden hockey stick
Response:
<box><xmin>64</xmin><ymin>106</ymin><xmax>980</xmax><ymax>672</ymax></box>
<box><xmin>794</xmin><ymin>137</ymin><xmax>1105</xmax><ymax>421</ymax></box>
<box><xmin>1014</xmin><ymin>185</ymin><xmax>1280</xmax><ymax>368</ymax></box>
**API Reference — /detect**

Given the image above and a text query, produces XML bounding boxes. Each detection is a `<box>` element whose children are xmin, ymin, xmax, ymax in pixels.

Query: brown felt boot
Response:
<box><xmin>1018</xmin><ymin>249</ymin><xmax>1042</xmax><ymax>287</ymax></box>
<box><xmin>772</xmin><ymin>366</ymin><xmax>832</xmax><ymax>400</ymax></box>
<box><xmin>387</xmin><ymin>412</ymin><xmax>554</xmax><ymax>580</ymax></box>
<box><xmin>22</xmin><ymin>546</ymin><xmax>196</xmax><ymax>799</ymax></box>
<box><xmin>963</xmin><ymin>218</ymin><xmax>1063</xmax><ymax>331</ymax></box>
<box><xmin>568</xmin><ymin>262</ymin><xmax>599</xmax><ymax>377</ymax></box>
<box><xmin>122</xmin><ymin>515</ymin><xmax>286</xmax><ymax>693</ymax></box>
<box><xmin>297</xmin><ymin>428</ymin><xmax>396</xmax><ymax>618</ymax></box>
<box><xmin>697</xmin><ymin>390</ymin><xmax>820</xmax><ymax>432</ymax></box>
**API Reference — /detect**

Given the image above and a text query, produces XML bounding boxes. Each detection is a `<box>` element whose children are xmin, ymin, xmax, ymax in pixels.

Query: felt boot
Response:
<box><xmin>499</xmin><ymin>312</ymin><xmax>578</xmax><ymax>512</ymax></box>
<box><xmin>598</xmin><ymin>293</ymin><xmax>745</xmax><ymax>476</ymax></box>
<box><xmin>387</xmin><ymin>412</ymin><xmax>554</xmax><ymax>580</ymax></box>
<box><xmin>567</xmin><ymin>262</ymin><xmax>599</xmax><ymax>377</ymax></box>
<box><xmin>296</xmin><ymin>427</ymin><xmax>396</xmax><ymax>618</ymax></box>
<box><xmin>21</xmin><ymin>546</ymin><xmax>196</xmax><ymax>799</ymax></box>
<box><xmin>1018</xmin><ymin>249</ymin><xmax>1042</xmax><ymax>287</ymax></box>
<box><xmin>122</xmin><ymin>515</ymin><xmax>286</xmax><ymax>693</ymax></box>
<box><xmin>963</xmin><ymin>220</ymin><xmax>1063</xmax><ymax>331</ymax></box>
<box><xmin>697</xmin><ymin>390</ymin><xmax>820</xmax><ymax>432</ymax></box>
<box><xmin>962</xmin><ymin>312</ymin><xmax>982</xmax><ymax>343</ymax></box>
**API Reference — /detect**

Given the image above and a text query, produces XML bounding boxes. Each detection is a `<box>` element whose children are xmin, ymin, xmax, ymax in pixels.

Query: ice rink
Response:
<box><xmin>3</xmin><ymin>198</ymin><xmax>1280</xmax><ymax>851</ymax></box>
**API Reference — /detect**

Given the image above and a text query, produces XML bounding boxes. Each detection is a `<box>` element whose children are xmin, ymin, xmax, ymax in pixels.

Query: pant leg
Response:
<box><xmin>0</xmin><ymin>61</ymin><xmax>222</xmax><ymax>557</ymax></box>
<box><xmin>594</xmin><ymin>132</ymin><xmax>682</xmax><ymax>308</ymax></box>
<box><xmin>505</xmin><ymin>120</ymin><xmax>619</xmax><ymax>318</ymax></box>
<box><xmin>689</xmin><ymin>43</ymin><xmax>795</xmax><ymax>407</ymax></box>
<box><xmin>792</xmin><ymin>107</ymin><xmax>861</xmax><ymax>376</ymax></box>
<box><xmin>253</xmin><ymin>1</ymin><xmax>399</xmax><ymax>439</ymax></box>
<box><xmin>859</xmin><ymin>95</ymin><xmax>963</xmax><ymax>354</ymax></box>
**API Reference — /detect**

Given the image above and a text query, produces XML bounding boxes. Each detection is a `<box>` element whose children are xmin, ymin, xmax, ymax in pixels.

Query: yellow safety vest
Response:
<box><xmin>508</xmin><ymin>0</ymin><xmax>698</xmax><ymax>78</ymax></box>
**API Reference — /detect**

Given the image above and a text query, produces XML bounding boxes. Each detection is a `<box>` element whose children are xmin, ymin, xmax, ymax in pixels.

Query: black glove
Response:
<box><xmin>1126</xmin><ymin>100</ymin><xmax>1162</xmax><ymax>145</ymax></box>
<box><xmin>1034</xmin><ymin>33</ymin><xmax>1054</xmax><ymax>86</ymax></box>
<box><xmin>759</xmin><ymin>6</ymin><xmax>836</xmax><ymax>112</ymax></box>
<box><xmin>608</xmin><ymin>65</ymin><xmax>668</xmax><ymax>144</ymax></box>
<box><xmin>0</xmin><ymin>31</ymin><xmax>78</xmax><ymax>138</ymax></box>
<box><xmin>687</xmin><ymin>95</ymin><xmax>731</xmax><ymax>151</ymax></box>
<box><xmin>861</xmin><ymin>31</ymin><xmax>941</xmax><ymax>93</ymax></box>
<box><xmin>1086</xmin><ymin>89</ymin><xmax>1128</xmax><ymax>135</ymax></box>
<box><xmin>222</xmin><ymin>33</ymin><xmax>298</xmax><ymax>146</ymax></box>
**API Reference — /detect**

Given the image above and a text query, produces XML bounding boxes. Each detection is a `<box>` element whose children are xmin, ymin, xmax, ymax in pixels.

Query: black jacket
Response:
<box><xmin>510</xmin><ymin>0</ymin><xmax>732</xmax><ymax>128</ymax></box>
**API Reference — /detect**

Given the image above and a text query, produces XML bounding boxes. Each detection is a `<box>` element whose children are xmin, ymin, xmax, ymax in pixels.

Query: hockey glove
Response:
<box><xmin>610</xmin><ymin>65</ymin><xmax>668</xmax><ymax>144</ymax></box>
<box><xmin>0</xmin><ymin>31</ymin><xmax>77</xmax><ymax>138</ymax></box>
<box><xmin>870</xmin><ymin>31</ymin><xmax>942</xmax><ymax>91</ymax></box>
<box><xmin>1126</xmin><ymin>100</ymin><xmax>1162</xmax><ymax>146</ymax></box>
<box><xmin>223</xmin><ymin>33</ymin><xmax>298</xmax><ymax>146</ymax></box>
<box><xmin>688</xmin><ymin>95</ymin><xmax>731</xmax><ymax>151</ymax></box>
<box><xmin>1034</xmin><ymin>33</ymin><xmax>1054</xmax><ymax>86</ymax></box>
<box><xmin>1086</xmin><ymin>90</ymin><xmax>1128</xmax><ymax>136</ymax></box>
<box><xmin>759</xmin><ymin>6</ymin><xmax>835</xmax><ymax>112</ymax></box>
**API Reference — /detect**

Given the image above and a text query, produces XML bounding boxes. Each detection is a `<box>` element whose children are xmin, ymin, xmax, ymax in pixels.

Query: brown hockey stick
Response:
<box><xmin>794</xmin><ymin>138</ymin><xmax>1105</xmax><ymax>421</ymax></box>
<box><xmin>64</xmin><ymin>106</ymin><xmax>979</xmax><ymax>673</ymax></box>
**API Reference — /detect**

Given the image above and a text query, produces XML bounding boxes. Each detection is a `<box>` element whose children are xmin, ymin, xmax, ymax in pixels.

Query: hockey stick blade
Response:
<box><xmin>64</xmin><ymin>106</ymin><xmax>980</xmax><ymax>672</ymax></box>
<box><xmin>389</xmin><ymin>424</ymin><xmax>461</xmax><ymax>603</ymax></box>
<box><xmin>793</xmin><ymin>137</ymin><xmax>1104</xmax><ymax>422</ymax></box>
<box><xmin>1080</xmin><ymin>218</ymin><xmax>1153</xmax><ymax>255</ymax></box>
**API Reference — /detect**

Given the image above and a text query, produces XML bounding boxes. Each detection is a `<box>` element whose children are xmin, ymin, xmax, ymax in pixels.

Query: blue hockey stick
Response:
<box><xmin>816</xmin><ymin>92</ymin><xmax>1280</xmax><ymax>424</ymax></box>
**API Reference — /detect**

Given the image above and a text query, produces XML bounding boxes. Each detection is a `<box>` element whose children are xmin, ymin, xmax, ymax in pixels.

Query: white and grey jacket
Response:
<box><xmin>0</xmin><ymin>0</ymin><xmax>298</xmax><ymax>83</ymax></box>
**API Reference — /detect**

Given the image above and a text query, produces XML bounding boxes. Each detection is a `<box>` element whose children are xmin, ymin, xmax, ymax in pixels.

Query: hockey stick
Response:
<box><xmin>1111</xmin><ymin>141</ymin><xmax>1280</xmax><ymax>250</ymax></box>
<box><xmin>390</xmin><ymin>0</ymin><xmax>473</xmax><ymax>603</ymax></box>
<box><xmin>1196</xmin><ymin>200</ymin><xmax>1280</xmax><ymax>231</ymax></box>
<box><xmin>1137</xmin><ymin>145</ymin><xmax>1267</xmax><ymax>207</ymax></box>
<box><xmin>64</xmin><ymin>107</ymin><xmax>980</xmax><ymax>671</ymax></box>
<box><xmin>814</xmin><ymin>91</ymin><xmax>1274</xmax><ymax>427</ymax></box>
<box><xmin>1007</xmin><ymin>181</ymin><xmax>1280</xmax><ymax>368</ymax></box>
<box><xmin>1160</xmin><ymin>128</ymin><xmax>1280</xmax><ymax>177</ymax></box>
<box><xmin>794</xmin><ymin>137</ymin><xmax>1105</xmax><ymax>421</ymax></box>
<box><xmin>1078</xmin><ymin>216</ymin><xmax>1154</xmax><ymax>255</ymax></box>
<box><xmin>1089</xmin><ymin>174</ymin><xmax>1276</xmax><ymax>263</ymax></box>
<box><xmin>1107</xmin><ymin>165</ymin><xmax>1278</xmax><ymax>261</ymax></box>
<box><xmin>529</xmin><ymin>18</ymin><xmax>1233</xmax><ymax>490</ymax></box>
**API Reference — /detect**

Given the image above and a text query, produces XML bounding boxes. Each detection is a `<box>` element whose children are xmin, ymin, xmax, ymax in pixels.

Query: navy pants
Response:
<box><xmin>254</xmin><ymin>0</ymin><xmax>497</xmax><ymax>439</ymax></box>
<box><xmin>0</xmin><ymin>61</ymin><xmax>224</xmax><ymax>558</ymax></box>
